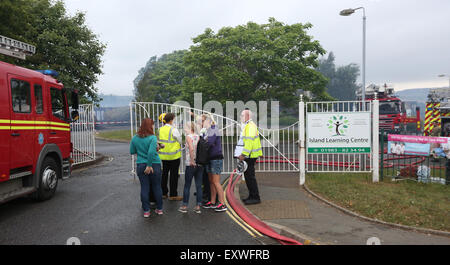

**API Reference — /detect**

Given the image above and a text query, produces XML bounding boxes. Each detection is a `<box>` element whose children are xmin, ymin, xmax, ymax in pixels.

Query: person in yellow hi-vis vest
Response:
<box><xmin>158</xmin><ymin>113</ymin><xmax>183</xmax><ymax>201</ymax></box>
<box><xmin>237</xmin><ymin>109</ymin><xmax>262</xmax><ymax>205</ymax></box>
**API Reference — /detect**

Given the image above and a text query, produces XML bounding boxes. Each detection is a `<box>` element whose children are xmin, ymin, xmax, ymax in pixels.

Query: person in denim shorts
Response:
<box><xmin>201</xmin><ymin>115</ymin><xmax>227</xmax><ymax>212</ymax></box>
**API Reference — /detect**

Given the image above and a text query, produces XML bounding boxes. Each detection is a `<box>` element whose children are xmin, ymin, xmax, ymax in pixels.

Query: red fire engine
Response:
<box><xmin>0</xmin><ymin>35</ymin><xmax>79</xmax><ymax>203</ymax></box>
<box><xmin>357</xmin><ymin>83</ymin><xmax>421</xmax><ymax>134</ymax></box>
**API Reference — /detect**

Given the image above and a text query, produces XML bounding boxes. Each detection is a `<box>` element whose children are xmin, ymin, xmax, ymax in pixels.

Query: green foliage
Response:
<box><xmin>183</xmin><ymin>18</ymin><xmax>329</xmax><ymax>107</ymax></box>
<box><xmin>135</xmin><ymin>50</ymin><xmax>188</xmax><ymax>103</ymax></box>
<box><xmin>317</xmin><ymin>52</ymin><xmax>360</xmax><ymax>101</ymax></box>
<box><xmin>0</xmin><ymin>0</ymin><xmax>106</xmax><ymax>103</ymax></box>
<box><xmin>279</xmin><ymin>115</ymin><xmax>298</xmax><ymax>126</ymax></box>
<box><xmin>135</xmin><ymin>18</ymin><xmax>331</xmax><ymax>107</ymax></box>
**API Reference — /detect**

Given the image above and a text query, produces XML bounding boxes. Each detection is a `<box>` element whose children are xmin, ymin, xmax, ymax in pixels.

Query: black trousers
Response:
<box><xmin>244</xmin><ymin>158</ymin><xmax>260</xmax><ymax>200</ymax></box>
<box><xmin>161</xmin><ymin>159</ymin><xmax>181</xmax><ymax>197</ymax></box>
<box><xmin>202</xmin><ymin>166</ymin><xmax>210</xmax><ymax>201</ymax></box>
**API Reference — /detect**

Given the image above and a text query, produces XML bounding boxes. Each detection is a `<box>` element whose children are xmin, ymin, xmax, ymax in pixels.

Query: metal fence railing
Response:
<box><xmin>380</xmin><ymin>130</ymin><xmax>450</xmax><ymax>185</ymax></box>
<box><xmin>70</xmin><ymin>104</ymin><xmax>96</xmax><ymax>165</ymax></box>
<box><xmin>381</xmin><ymin>153</ymin><xmax>448</xmax><ymax>184</ymax></box>
<box><xmin>257</xmin><ymin>123</ymin><xmax>299</xmax><ymax>172</ymax></box>
<box><xmin>129</xmin><ymin>102</ymin><xmax>298</xmax><ymax>175</ymax></box>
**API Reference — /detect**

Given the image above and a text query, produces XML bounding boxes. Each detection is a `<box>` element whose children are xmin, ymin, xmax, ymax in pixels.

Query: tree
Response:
<box><xmin>0</xmin><ymin>0</ymin><xmax>106</xmax><ymax>103</ymax></box>
<box><xmin>182</xmin><ymin>18</ymin><xmax>332</xmax><ymax>107</ymax></box>
<box><xmin>135</xmin><ymin>50</ymin><xmax>189</xmax><ymax>103</ymax></box>
<box><xmin>317</xmin><ymin>52</ymin><xmax>360</xmax><ymax>101</ymax></box>
<box><xmin>316</xmin><ymin>52</ymin><xmax>336</xmax><ymax>82</ymax></box>
<box><xmin>134</xmin><ymin>56</ymin><xmax>158</xmax><ymax>101</ymax></box>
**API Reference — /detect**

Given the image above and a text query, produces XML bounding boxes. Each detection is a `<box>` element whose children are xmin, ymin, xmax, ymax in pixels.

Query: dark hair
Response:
<box><xmin>164</xmin><ymin>113</ymin><xmax>175</xmax><ymax>123</ymax></box>
<box><xmin>137</xmin><ymin>118</ymin><xmax>154</xmax><ymax>138</ymax></box>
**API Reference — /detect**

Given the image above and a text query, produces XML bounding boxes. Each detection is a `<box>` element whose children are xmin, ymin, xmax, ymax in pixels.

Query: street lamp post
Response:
<box><xmin>340</xmin><ymin>7</ymin><xmax>366</xmax><ymax>106</ymax></box>
<box><xmin>438</xmin><ymin>74</ymin><xmax>450</xmax><ymax>89</ymax></box>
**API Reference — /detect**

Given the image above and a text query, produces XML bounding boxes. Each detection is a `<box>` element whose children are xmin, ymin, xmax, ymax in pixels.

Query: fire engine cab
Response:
<box><xmin>357</xmin><ymin>83</ymin><xmax>421</xmax><ymax>134</ymax></box>
<box><xmin>0</xmin><ymin>35</ymin><xmax>79</xmax><ymax>203</ymax></box>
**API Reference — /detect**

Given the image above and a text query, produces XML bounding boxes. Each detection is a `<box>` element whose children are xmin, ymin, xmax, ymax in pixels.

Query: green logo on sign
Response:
<box><xmin>327</xmin><ymin>115</ymin><xmax>349</xmax><ymax>136</ymax></box>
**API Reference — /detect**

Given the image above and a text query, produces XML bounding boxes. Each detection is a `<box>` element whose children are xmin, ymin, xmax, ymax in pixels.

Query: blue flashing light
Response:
<box><xmin>36</xmin><ymin>69</ymin><xmax>59</xmax><ymax>78</ymax></box>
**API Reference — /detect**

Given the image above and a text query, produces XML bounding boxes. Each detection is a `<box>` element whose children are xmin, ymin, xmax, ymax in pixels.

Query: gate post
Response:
<box><xmin>299</xmin><ymin>97</ymin><xmax>306</xmax><ymax>185</ymax></box>
<box><xmin>91</xmin><ymin>104</ymin><xmax>96</xmax><ymax>160</ymax></box>
<box><xmin>129</xmin><ymin>102</ymin><xmax>135</xmax><ymax>176</ymax></box>
<box><xmin>372</xmin><ymin>99</ymin><xmax>380</xmax><ymax>182</ymax></box>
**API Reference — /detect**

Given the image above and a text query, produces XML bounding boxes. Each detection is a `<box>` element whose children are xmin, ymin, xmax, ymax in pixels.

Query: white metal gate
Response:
<box><xmin>257</xmin><ymin>124</ymin><xmax>299</xmax><ymax>172</ymax></box>
<box><xmin>129</xmin><ymin>102</ymin><xmax>299</xmax><ymax>175</ymax></box>
<box><xmin>70</xmin><ymin>104</ymin><xmax>96</xmax><ymax>165</ymax></box>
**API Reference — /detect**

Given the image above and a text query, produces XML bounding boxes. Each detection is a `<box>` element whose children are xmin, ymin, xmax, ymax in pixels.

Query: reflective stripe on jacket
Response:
<box><xmin>158</xmin><ymin>125</ymin><xmax>181</xmax><ymax>160</ymax></box>
<box><xmin>242</xmin><ymin>121</ymin><xmax>262</xmax><ymax>158</ymax></box>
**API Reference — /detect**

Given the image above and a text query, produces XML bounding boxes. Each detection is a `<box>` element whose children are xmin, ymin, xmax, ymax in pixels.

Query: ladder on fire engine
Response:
<box><xmin>0</xmin><ymin>35</ymin><xmax>36</xmax><ymax>60</ymax></box>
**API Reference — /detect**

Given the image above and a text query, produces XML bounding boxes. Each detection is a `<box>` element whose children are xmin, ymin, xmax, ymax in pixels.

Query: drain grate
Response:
<box><xmin>245</xmin><ymin>200</ymin><xmax>311</xmax><ymax>220</ymax></box>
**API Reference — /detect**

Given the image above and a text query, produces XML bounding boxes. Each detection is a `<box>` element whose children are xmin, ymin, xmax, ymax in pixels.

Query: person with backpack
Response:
<box><xmin>190</xmin><ymin>111</ymin><xmax>211</xmax><ymax>203</ymax></box>
<box><xmin>129</xmin><ymin>118</ymin><xmax>163</xmax><ymax>217</ymax></box>
<box><xmin>179</xmin><ymin>122</ymin><xmax>203</xmax><ymax>214</ymax></box>
<box><xmin>201</xmin><ymin>114</ymin><xmax>227</xmax><ymax>212</ymax></box>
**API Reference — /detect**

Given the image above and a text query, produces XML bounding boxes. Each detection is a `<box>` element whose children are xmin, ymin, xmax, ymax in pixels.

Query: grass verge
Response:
<box><xmin>97</xmin><ymin>130</ymin><xmax>131</xmax><ymax>141</ymax></box>
<box><xmin>306</xmin><ymin>173</ymin><xmax>450</xmax><ymax>232</ymax></box>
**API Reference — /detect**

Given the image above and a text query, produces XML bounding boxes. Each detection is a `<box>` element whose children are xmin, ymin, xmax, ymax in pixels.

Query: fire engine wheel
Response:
<box><xmin>36</xmin><ymin>157</ymin><xmax>59</xmax><ymax>201</ymax></box>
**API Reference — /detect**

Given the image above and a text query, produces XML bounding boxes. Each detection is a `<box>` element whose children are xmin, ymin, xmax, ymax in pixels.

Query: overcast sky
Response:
<box><xmin>63</xmin><ymin>0</ymin><xmax>450</xmax><ymax>96</ymax></box>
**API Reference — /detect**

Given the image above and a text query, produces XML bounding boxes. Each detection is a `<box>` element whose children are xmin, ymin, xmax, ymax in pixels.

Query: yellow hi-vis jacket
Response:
<box><xmin>242</xmin><ymin>120</ymin><xmax>263</xmax><ymax>158</ymax></box>
<box><xmin>158</xmin><ymin>125</ymin><xmax>181</xmax><ymax>160</ymax></box>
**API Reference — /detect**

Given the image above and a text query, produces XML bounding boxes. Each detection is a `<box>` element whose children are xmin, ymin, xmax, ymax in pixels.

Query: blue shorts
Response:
<box><xmin>205</xmin><ymin>159</ymin><xmax>223</xmax><ymax>175</ymax></box>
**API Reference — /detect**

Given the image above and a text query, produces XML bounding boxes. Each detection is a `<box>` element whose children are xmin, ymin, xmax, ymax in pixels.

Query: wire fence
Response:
<box><xmin>380</xmin><ymin>131</ymin><xmax>450</xmax><ymax>185</ymax></box>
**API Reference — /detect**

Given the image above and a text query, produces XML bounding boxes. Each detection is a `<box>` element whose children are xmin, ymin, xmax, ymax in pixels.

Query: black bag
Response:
<box><xmin>196</xmin><ymin>136</ymin><xmax>210</xmax><ymax>165</ymax></box>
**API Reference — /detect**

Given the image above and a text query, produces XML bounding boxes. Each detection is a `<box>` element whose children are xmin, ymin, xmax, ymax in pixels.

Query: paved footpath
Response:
<box><xmin>238</xmin><ymin>172</ymin><xmax>450</xmax><ymax>245</ymax></box>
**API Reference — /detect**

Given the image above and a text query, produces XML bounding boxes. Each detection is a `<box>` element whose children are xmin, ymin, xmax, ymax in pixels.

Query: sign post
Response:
<box><xmin>373</xmin><ymin>99</ymin><xmax>379</xmax><ymax>182</ymax></box>
<box><xmin>299</xmin><ymin>97</ymin><xmax>305</xmax><ymax>185</ymax></box>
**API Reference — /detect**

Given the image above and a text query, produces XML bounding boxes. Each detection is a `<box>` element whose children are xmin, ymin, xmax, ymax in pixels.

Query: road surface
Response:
<box><xmin>0</xmin><ymin>140</ymin><xmax>263</xmax><ymax>245</ymax></box>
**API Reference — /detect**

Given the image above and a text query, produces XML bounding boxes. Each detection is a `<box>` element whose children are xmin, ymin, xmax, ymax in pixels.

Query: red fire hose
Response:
<box><xmin>225</xmin><ymin>170</ymin><xmax>302</xmax><ymax>245</ymax></box>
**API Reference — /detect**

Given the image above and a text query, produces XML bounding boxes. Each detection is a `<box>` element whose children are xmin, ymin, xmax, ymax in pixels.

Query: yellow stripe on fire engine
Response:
<box><xmin>10</xmin><ymin>120</ymin><xmax>70</xmax><ymax>127</ymax></box>
<box><xmin>11</xmin><ymin>126</ymin><xmax>70</xmax><ymax>131</ymax></box>
<box><xmin>9</xmin><ymin>126</ymin><xmax>70</xmax><ymax>131</ymax></box>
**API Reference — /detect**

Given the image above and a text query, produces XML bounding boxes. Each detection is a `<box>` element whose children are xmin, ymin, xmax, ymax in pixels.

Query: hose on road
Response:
<box><xmin>225</xmin><ymin>170</ymin><xmax>302</xmax><ymax>245</ymax></box>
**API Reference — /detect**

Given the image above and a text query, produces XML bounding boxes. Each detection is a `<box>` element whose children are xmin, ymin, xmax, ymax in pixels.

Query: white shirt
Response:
<box><xmin>185</xmin><ymin>134</ymin><xmax>199</xmax><ymax>165</ymax></box>
<box><xmin>234</xmin><ymin>120</ymin><xmax>251</xmax><ymax>158</ymax></box>
<box><xmin>390</xmin><ymin>144</ymin><xmax>396</xmax><ymax>154</ymax></box>
<box><xmin>394</xmin><ymin>144</ymin><xmax>403</xmax><ymax>155</ymax></box>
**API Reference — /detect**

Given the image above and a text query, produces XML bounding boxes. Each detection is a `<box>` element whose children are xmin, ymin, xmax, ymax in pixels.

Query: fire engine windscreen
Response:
<box><xmin>380</xmin><ymin>101</ymin><xmax>401</xmax><ymax>114</ymax></box>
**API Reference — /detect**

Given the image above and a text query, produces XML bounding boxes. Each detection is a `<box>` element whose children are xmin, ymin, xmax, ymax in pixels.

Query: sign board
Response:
<box><xmin>388</xmin><ymin>134</ymin><xmax>450</xmax><ymax>158</ymax></box>
<box><xmin>307</xmin><ymin>112</ymin><xmax>371</xmax><ymax>153</ymax></box>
